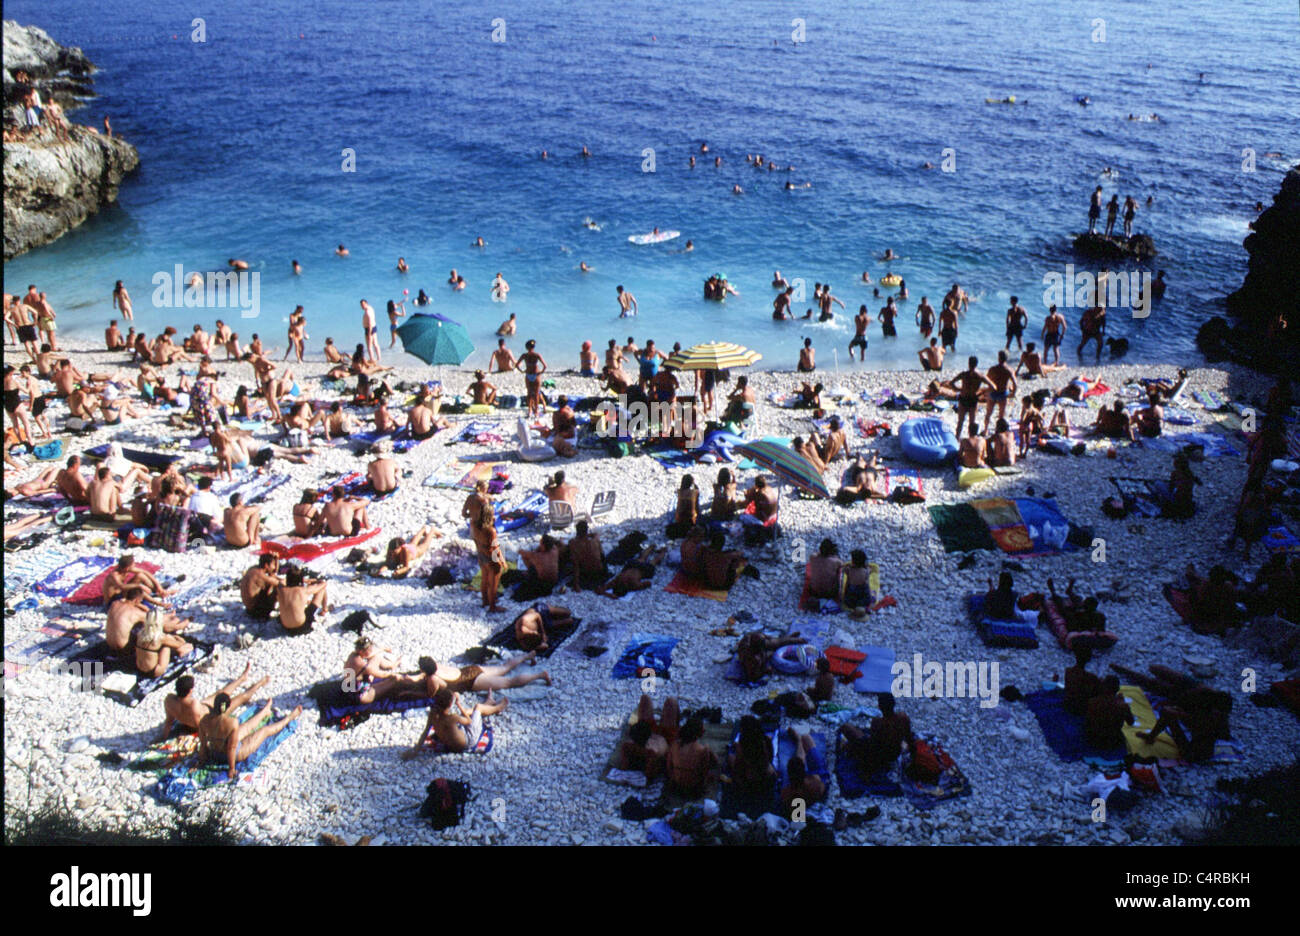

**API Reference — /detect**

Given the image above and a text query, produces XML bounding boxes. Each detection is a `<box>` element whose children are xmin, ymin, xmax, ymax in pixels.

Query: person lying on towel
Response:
<box><xmin>160</xmin><ymin>663</ymin><xmax>268</xmax><ymax>741</ymax></box>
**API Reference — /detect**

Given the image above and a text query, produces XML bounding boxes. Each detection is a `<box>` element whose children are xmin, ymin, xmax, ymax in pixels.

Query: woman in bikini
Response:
<box><xmin>134</xmin><ymin>610</ymin><xmax>193</xmax><ymax>678</ymax></box>
<box><xmin>421</xmin><ymin>652</ymin><xmax>551</xmax><ymax>695</ymax></box>
<box><xmin>198</xmin><ymin>693</ymin><xmax>302</xmax><ymax>780</ymax></box>
<box><xmin>386</xmin><ymin>525</ymin><xmax>443</xmax><ymax>577</ymax></box>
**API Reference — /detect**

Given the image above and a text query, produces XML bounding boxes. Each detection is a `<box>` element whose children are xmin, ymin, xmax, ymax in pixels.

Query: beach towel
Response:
<box><xmin>1111</xmin><ymin>477</ymin><xmax>1164</xmax><ymax>518</ymax></box>
<box><xmin>852</xmin><ymin>645</ymin><xmax>897</xmax><ymax>694</ymax></box>
<box><xmin>448</xmin><ymin>419</ymin><xmax>499</xmax><ymax>444</ymax></box>
<box><xmin>1191</xmin><ymin>389</ymin><xmax>1227</xmax><ymax>411</ymax></box>
<box><xmin>1023</xmin><ymin>688</ymin><xmax>1125</xmax><ymax>765</ymax></box>
<box><xmin>776</xmin><ymin>730</ymin><xmax>832</xmax><ymax>788</ymax></box>
<box><xmin>260</xmin><ymin>526</ymin><xmax>381</xmax><ymax>562</ymax></box>
<box><xmin>83</xmin><ymin>444</ymin><xmax>183</xmax><ymax>471</ymax></box>
<box><xmin>1263</xmin><ymin>521</ymin><xmax>1300</xmax><ymax>555</ymax></box>
<box><xmin>3</xmin><ymin>618</ymin><xmax>98</xmax><ymax>679</ymax></box>
<box><xmin>927</xmin><ymin>503</ymin><xmax>998</xmax><ymax>553</ymax></box>
<box><xmin>647</xmin><ymin>449</ymin><xmax>699</xmax><ymax>471</ymax></box>
<box><xmin>153</xmin><ymin>707</ymin><xmax>298</xmax><ymax>804</ymax></box>
<box><xmin>834</xmin><ymin>735</ymin><xmax>905</xmax><ymax>799</ymax></box>
<box><xmin>33</xmin><ymin>556</ymin><xmax>116</xmax><ymax>599</ymax></box>
<box><xmin>425</xmin><ymin>461</ymin><xmax>508</xmax><ymax>490</ymax></box>
<box><xmin>1141</xmin><ymin>432</ymin><xmax>1241</xmax><ymax>458</ymax></box>
<box><xmin>900</xmin><ymin>735</ymin><xmax>973</xmax><ymax>809</ymax></box>
<box><xmin>306</xmin><ymin>677</ymin><xmax>437</xmax><ymax>728</ymax></box>
<box><xmin>665</xmin><ymin>570</ymin><xmax>733</xmax><ymax>602</ymax></box>
<box><xmin>930</xmin><ymin>498</ymin><xmax>1077</xmax><ymax>556</ymax></box>
<box><xmin>967</xmin><ymin>593</ymin><xmax>1040</xmax><ymax>649</ymax></box>
<box><xmin>68</xmin><ymin>639</ymin><xmax>217</xmax><ymax>707</ymax></box>
<box><xmin>611</xmin><ymin>633</ymin><xmax>679</xmax><ymax>679</ymax></box>
<box><xmin>64</xmin><ymin>560</ymin><xmax>162</xmax><ymax>606</ymax></box>
<box><xmin>483</xmin><ymin>609</ymin><xmax>581</xmax><ymax>657</ymax></box>
<box><xmin>173</xmin><ymin>575</ymin><xmax>233</xmax><ymax>610</ymax></box>
<box><xmin>884</xmin><ymin>468</ymin><xmax>925</xmax><ymax>502</ymax></box>
<box><xmin>216</xmin><ymin>472</ymin><xmax>291</xmax><ymax>505</ymax></box>
<box><xmin>1120</xmin><ymin>686</ymin><xmax>1182</xmax><ymax>762</ymax></box>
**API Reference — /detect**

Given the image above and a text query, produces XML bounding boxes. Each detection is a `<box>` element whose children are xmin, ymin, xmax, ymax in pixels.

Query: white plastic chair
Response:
<box><xmin>586</xmin><ymin>490</ymin><xmax>616</xmax><ymax>524</ymax></box>
<box><xmin>547</xmin><ymin>498</ymin><xmax>575</xmax><ymax>531</ymax></box>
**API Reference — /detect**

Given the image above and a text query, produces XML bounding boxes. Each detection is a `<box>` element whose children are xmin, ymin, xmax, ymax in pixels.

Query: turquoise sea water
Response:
<box><xmin>4</xmin><ymin>0</ymin><xmax>1298</xmax><ymax>372</ymax></box>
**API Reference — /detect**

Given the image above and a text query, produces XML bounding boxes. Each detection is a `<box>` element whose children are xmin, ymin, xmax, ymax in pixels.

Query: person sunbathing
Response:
<box><xmin>1181</xmin><ymin>564</ymin><xmax>1245</xmax><ymax>635</ymax></box>
<box><xmin>542</xmin><ymin>395</ymin><xmax>578</xmax><ymax>457</ymax></box>
<box><xmin>702</xmin><ymin>531</ymin><xmax>748</xmax><ymax>590</ymax></box>
<box><xmin>988</xmin><ymin>418</ymin><xmax>1017</xmax><ymax>466</ymax></box>
<box><xmin>599</xmin><ymin>545</ymin><xmax>668</xmax><ymax>597</ymax></box>
<box><xmin>741</xmin><ymin>475</ymin><xmax>778</xmax><ymax>527</ymax></box>
<box><xmin>368</xmin><ymin>441</ymin><xmax>400</xmax><ymax>495</ymax></box>
<box><xmin>958</xmin><ymin>424</ymin><xmax>988</xmax><ymax>468</ymax></box>
<box><xmin>725</xmin><ymin>715</ymin><xmax>775</xmax><ymax>799</ymax></box>
<box><xmin>87</xmin><ymin>466</ymin><xmax>132</xmax><ymax>522</ymax></box>
<box><xmin>836</xmin><ymin>452</ymin><xmax>886</xmax><ymax>504</ymax></box>
<box><xmin>277</xmin><ymin>564</ymin><xmax>329</xmax><ymax>634</ymax></box>
<box><xmin>134</xmin><ymin>609</ymin><xmax>194</xmax><ymax>678</ymax></box>
<box><xmin>671</xmin><ymin>474</ymin><xmax>700</xmax><ymax>533</ymax></box>
<box><xmin>665</xmin><ymin>716</ymin><xmax>719</xmax><ymax>800</ymax></box>
<box><xmin>223</xmin><ymin>493</ymin><xmax>262</xmax><ymax>549</ymax></box>
<box><xmin>106</xmin><ymin>586</ymin><xmax>187</xmax><ymax>655</ymax></box>
<box><xmin>792</xmin><ymin>436</ymin><xmax>827</xmax><ymax>474</ymax></box>
<box><xmin>55</xmin><ymin>455</ymin><xmax>91</xmax><ymax>505</ymax></box>
<box><xmin>419</xmin><ymin>652</ymin><xmax>551</xmax><ymax>695</ymax></box>
<box><xmin>1110</xmin><ymin>664</ymin><xmax>1232</xmax><ymax>762</ymax></box>
<box><xmin>404</xmin><ymin>688</ymin><xmax>508</xmax><ymax>758</ymax></box>
<box><xmin>1084</xmin><ymin>676</ymin><xmax>1136</xmax><ymax>749</ymax></box>
<box><xmin>1063</xmin><ymin>646</ymin><xmax>1102</xmax><ymax>716</ymax></box>
<box><xmin>780</xmin><ymin>729</ymin><xmax>827</xmax><ymax>814</ymax></box>
<box><xmin>810</xmin><ymin>657</ymin><xmax>835</xmax><ymax>703</ymax></box>
<box><xmin>735</xmin><ymin>631</ymin><xmax>807</xmax><ymax>683</ymax></box>
<box><xmin>103</xmin><ymin>554</ymin><xmax>174</xmax><ymax>606</ymax></box>
<box><xmin>839</xmin><ymin>693</ymin><xmax>913</xmax><ymax>776</ymax></box>
<box><xmin>795</xmin><ymin>382</ymin><xmax>823</xmax><ymax>410</ymax></box>
<box><xmin>711</xmin><ymin>468</ymin><xmax>739</xmax><ymax>519</ymax></box>
<box><xmin>160</xmin><ymin>664</ymin><xmax>269</xmax><ymax>740</ymax></box>
<box><xmin>806</xmin><ymin>538</ymin><xmax>842</xmax><ymax>603</ymax></box>
<box><xmin>385</xmin><ymin>525</ymin><xmax>442</xmax><ymax>577</ymax></box>
<box><xmin>517</xmin><ymin>533</ymin><xmax>560</xmax><ymax>587</ymax></box>
<box><xmin>513</xmin><ymin>604</ymin><xmax>574</xmax><ymax>652</ymax></box>
<box><xmin>1094</xmin><ymin>400</ymin><xmax>1136</xmax><ymax>441</ymax></box>
<box><xmin>241</xmin><ymin>554</ymin><xmax>283</xmax><ymax>619</ymax></box>
<box><xmin>679</xmin><ymin>525</ymin><xmax>709</xmax><ymax>580</ymax></box>
<box><xmin>544</xmin><ymin>470</ymin><xmax>578</xmax><ymax>506</ymax></box>
<box><xmin>618</xmin><ymin>720</ymin><xmax>669</xmax><ymax>779</ymax></box>
<box><xmin>569</xmin><ymin>520</ymin><xmax>606</xmax><ymax>591</ymax></box>
<box><xmin>199</xmin><ymin>694</ymin><xmax>302</xmax><ymax>780</ymax></box>
<box><xmin>811</xmin><ymin>416</ymin><xmax>848</xmax><ymax>463</ymax></box>
<box><xmin>408</xmin><ymin>387</ymin><xmax>449</xmax><ymax>440</ymax></box>
<box><xmin>321</xmin><ymin>484</ymin><xmax>370</xmax><ymax>536</ymax></box>
<box><xmin>467</xmin><ymin>370</ymin><xmax>498</xmax><ymax>406</ymax></box>
<box><xmin>343</xmin><ymin>636</ymin><xmax>425</xmax><ymax>703</ymax></box>
<box><xmin>1018</xmin><ymin>396</ymin><xmax>1044</xmax><ymax>457</ymax></box>
<box><xmin>984</xmin><ymin>571</ymin><xmax>1018</xmax><ymax>619</ymax></box>
<box><xmin>839</xmin><ymin>549</ymin><xmax>873</xmax><ymax>615</ymax></box>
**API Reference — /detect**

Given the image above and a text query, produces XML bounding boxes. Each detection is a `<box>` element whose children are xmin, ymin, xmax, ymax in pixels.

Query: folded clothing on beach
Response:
<box><xmin>967</xmin><ymin>593</ymin><xmax>1040</xmax><ymax>649</ymax></box>
<box><xmin>260</xmin><ymin>526</ymin><xmax>381</xmax><ymax>562</ymax></box>
<box><xmin>611</xmin><ymin>634</ymin><xmax>679</xmax><ymax>680</ymax></box>
<box><xmin>69</xmin><ymin>639</ymin><xmax>216</xmax><ymax>707</ymax></box>
<box><xmin>33</xmin><ymin>555</ymin><xmax>116</xmax><ymax>599</ymax></box>
<box><xmin>1023</xmin><ymin>688</ymin><xmax>1125</xmax><ymax>765</ymax></box>
<box><xmin>153</xmin><ymin>707</ymin><xmax>298</xmax><ymax>804</ymax></box>
<box><xmin>307</xmin><ymin>677</ymin><xmax>435</xmax><ymax>728</ymax></box>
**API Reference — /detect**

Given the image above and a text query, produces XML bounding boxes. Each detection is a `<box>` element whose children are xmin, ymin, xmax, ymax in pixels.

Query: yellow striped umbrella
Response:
<box><xmin>663</xmin><ymin>341</ymin><xmax>762</xmax><ymax>372</ymax></box>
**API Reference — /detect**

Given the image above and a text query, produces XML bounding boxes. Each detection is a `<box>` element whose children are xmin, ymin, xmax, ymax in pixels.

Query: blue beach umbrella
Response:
<box><xmin>396</xmin><ymin>312</ymin><xmax>475</xmax><ymax>366</ymax></box>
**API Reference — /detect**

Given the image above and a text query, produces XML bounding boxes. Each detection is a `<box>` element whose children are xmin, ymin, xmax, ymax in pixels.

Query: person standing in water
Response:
<box><xmin>617</xmin><ymin>285</ymin><xmax>638</xmax><ymax>318</ymax></box>
<box><xmin>939</xmin><ymin>301</ymin><xmax>959</xmax><ymax>352</ymax></box>
<box><xmin>916</xmin><ymin>296</ymin><xmax>935</xmax><ymax>338</ymax></box>
<box><xmin>849</xmin><ymin>305</ymin><xmax>870</xmax><ymax>361</ymax></box>
<box><xmin>113</xmin><ymin>280</ymin><xmax>133</xmax><ymax>322</ymax></box>
<box><xmin>1004</xmin><ymin>296</ymin><xmax>1028</xmax><ymax>351</ymax></box>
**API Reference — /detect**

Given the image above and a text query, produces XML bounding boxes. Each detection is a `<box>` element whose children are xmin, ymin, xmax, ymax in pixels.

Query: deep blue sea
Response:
<box><xmin>4</xmin><ymin>0</ymin><xmax>1298</xmax><ymax>372</ymax></box>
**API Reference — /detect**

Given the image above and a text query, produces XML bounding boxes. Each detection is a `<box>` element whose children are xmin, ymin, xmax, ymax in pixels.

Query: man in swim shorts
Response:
<box><xmin>947</xmin><ymin>356</ymin><xmax>994</xmax><ymax>438</ymax></box>
<box><xmin>849</xmin><ymin>305</ymin><xmax>870</xmax><ymax>360</ymax></box>
<box><xmin>1004</xmin><ymin>296</ymin><xmax>1028</xmax><ymax>350</ymax></box>
<box><xmin>1042</xmin><ymin>305</ymin><xmax>1067</xmax><ymax>365</ymax></box>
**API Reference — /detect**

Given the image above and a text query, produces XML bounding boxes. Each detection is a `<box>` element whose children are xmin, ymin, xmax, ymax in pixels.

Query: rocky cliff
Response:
<box><xmin>1199</xmin><ymin>167</ymin><xmax>1300</xmax><ymax>369</ymax></box>
<box><xmin>3</xmin><ymin>21</ymin><xmax>139</xmax><ymax>258</ymax></box>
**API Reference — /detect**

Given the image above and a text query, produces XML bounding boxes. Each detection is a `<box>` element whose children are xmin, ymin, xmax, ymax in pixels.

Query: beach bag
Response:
<box><xmin>149</xmin><ymin>503</ymin><xmax>192</xmax><ymax>554</ymax></box>
<box><xmin>419</xmin><ymin>778</ymin><xmax>470</xmax><ymax>830</ymax></box>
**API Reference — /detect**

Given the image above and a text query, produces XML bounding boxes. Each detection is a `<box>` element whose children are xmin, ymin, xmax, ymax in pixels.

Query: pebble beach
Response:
<box><xmin>4</xmin><ymin>338</ymin><xmax>1297</xmax><ymax>846</ymax></box>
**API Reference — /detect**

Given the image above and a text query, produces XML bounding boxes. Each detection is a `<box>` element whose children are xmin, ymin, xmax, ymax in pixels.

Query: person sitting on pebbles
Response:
<box><xmin>199</xmin><ymin>694</ymin><xmax>302</xmax><ymax>781</ymax></box>
<box><xmin>403</xmin><ymin>687</ymin><xmax>508</xmax><ymax>758</ymax></box>
<box><xmin>135</xmin><ymin>608</ymin><xmax>194</xmax><ymax>678</ymax></box>
<box><xmin>159</xmin><ymin>663</ymin><xmax>269</xmax><ymax>740</ymax></box>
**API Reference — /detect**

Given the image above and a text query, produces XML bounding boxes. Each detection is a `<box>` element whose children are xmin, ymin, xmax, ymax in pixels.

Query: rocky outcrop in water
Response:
<box><xmin>1071</xmin><ymin>231</ymin><xmax>1157</xmax><ymax>261</ymax></box>
<box><xmin>3</xmin><ymin>21</ymin><xmax>139</xmax><ymax>259</ymax></box>
<box><xmin>1200</xmin><ymin>167</ymin><xmax>1300</xmax><ymax>370</ymax></box>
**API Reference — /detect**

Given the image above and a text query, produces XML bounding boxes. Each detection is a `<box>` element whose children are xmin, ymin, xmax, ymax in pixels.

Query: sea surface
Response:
<box><xmin>4</xmin><ymin>0</ymin><xmax>1298</xmax><ymax>373</ymax></box>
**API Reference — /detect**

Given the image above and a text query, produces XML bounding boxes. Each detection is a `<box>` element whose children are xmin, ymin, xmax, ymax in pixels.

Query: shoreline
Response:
<box><xmin>4</xmin><ymin>337</ymin><xmax>1296</xmax><ymax>846</ymax></box>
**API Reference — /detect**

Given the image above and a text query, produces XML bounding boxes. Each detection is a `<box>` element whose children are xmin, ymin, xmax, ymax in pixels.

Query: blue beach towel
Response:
<box><xmin>32</xmin><ymin>556</ymin><xmax>115</xmax><ymax>599</ymax></box>
<box><xmin>851</xmin><ymin>645</ymin><xmax>897</xmax><ymax>694</ymax></box>
<box><xmin>1023</xmin><ymin>688</ymin><xmax>1126</xmax><ymax>765</ymax></box>
<box><xmin>611</xmin><ymin>633</ymin><xmax>679</xmax><ymax>680</ymax></box>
